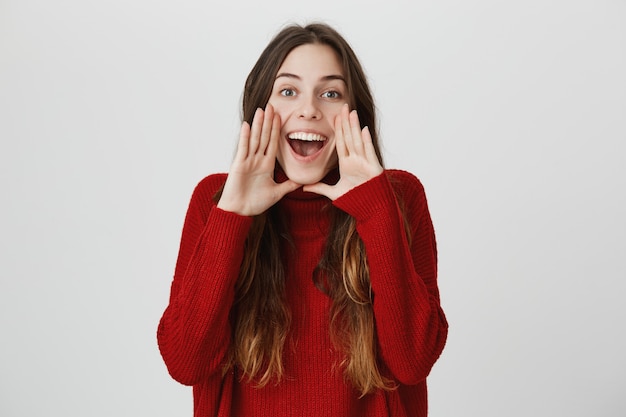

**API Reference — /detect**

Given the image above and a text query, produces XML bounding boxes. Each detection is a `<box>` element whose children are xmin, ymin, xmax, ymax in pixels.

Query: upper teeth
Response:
<box><xmin>288</xmin><ymin>132</ymin><xmax>326</xmax><ymax>141</ymax></box>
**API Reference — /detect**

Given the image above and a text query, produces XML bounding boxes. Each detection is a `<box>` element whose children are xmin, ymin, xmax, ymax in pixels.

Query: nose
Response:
<box><xmin>297</xmin><ymin>96</ymin><xmax>321</xmax><ymax>120</ymax></box>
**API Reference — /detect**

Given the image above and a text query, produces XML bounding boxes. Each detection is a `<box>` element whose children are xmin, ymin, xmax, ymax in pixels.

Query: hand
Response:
<box><xmin>303</xmin><ymin>104</ymin><xmax>383</xmax><ymax>200</ymax></box>
<box><xmin>217</xmin><ymin>104</ymin><xmax>301</xmax><ymax>216</ymax></box>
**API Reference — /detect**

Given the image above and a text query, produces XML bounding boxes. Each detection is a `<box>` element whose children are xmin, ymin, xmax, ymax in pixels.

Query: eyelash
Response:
<box><xmin>279</xmin><ymin>88</ymin><xmax>343</xmax><ymax>99</ymax></box>
<box><xmin>322</xmin><ymin>90</ymin><xmax>342</xmax><ymax>99</ymax></box>
<box><xmin>280</xmin><ymin>88</ymin><xmax>296</xmax><ymax>97</ymax></box>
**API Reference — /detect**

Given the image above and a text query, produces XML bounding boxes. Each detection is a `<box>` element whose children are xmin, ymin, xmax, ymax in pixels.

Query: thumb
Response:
<box><xmin>302</xmin><ymin>182</ymin><xmax>337</xmax><ymax>200</ymax></box>
<box><xmin>275</xmin><ymin>179</ymin><xmax>302</xmax><ymax>198</ymax></box>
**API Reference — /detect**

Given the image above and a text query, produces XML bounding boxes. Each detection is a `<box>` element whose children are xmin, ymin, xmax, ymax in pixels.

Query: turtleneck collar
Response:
<box><xmin>274</xmin><ymin>166</ymin><xmax>338</xmax><ymax>234</ymax></box>
<box><xmin>274</xmin><ymin>166</ymin><xmax>340</xmax><ymax>201</ymax></box>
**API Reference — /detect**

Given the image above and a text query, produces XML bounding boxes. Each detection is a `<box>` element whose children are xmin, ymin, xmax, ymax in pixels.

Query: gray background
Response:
<box><xmin>1</xmin><ymin>0</ymin><xmax>625</xmax><ymax>415</ymax></box>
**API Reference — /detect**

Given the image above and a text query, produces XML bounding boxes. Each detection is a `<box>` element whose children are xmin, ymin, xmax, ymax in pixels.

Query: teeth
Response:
<box><xmin>288</xmin><ymin>132</ymin><xmax>326</xmax><ymax>141</ymax></box>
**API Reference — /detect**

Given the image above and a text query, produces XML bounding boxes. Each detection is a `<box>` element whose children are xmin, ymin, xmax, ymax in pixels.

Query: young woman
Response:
<box><xmin>158</xmin><ymin>22</ymin><xmax>448</xmax><ymax>417</ymax></box>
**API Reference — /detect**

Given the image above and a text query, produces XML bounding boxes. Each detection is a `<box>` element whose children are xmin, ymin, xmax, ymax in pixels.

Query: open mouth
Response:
<box><xmin>288</xmin><ymin>132</ymin><xmax>327</xmax><ymax>157</ymax></box>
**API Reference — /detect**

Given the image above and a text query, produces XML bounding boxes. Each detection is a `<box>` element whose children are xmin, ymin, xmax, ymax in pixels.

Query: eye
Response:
<box><xmin>321</xmin><ymin>90</ymin><xmax>342</xmax><ymax>99</ymax></box>
<box><xmin>280</xmin><ymin>88</ymin><xmax>296</xmax><ymax>97</ymax></box>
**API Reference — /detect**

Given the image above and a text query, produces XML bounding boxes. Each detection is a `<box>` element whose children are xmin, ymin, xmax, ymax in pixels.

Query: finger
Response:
<box><xmin>260</xmin><ymin>103</ymin><xmax>276</xmax><ymax>155</ymax></box>
<box><xmin>361</xmin><ymin>126</ymin><xmax>378</xmax><ymax>162</ymax></box>
<box><xmin>249</xmin><ymin>107</ymin><xmax>264</xmax><ymax>154</ymax></box>
<box><xmin>258</xmin><ymin>104</ymin><xmax>274</xmax><ymax>156</ymax></box>
<box><xmin>275</xmin><ymin>179</ymin><xmax>302</xmax><ymax>199</ymax></box>
<box><xmin>334</xmin><ymin>113</ymin><xmax>348</xmax><ymax>158</ymax></box>
<box><xmin>341</xmin><ymin>104</ymin><xmax>354</xmax><ymax>154</ymax></box>
<box><xmin>349</xmin><ymin>109</ymin><xmax>366</xmax><ymax>155</ymax></box>
<box><xmin>266</xmin><ymin>112</ymin><xmax>281</xmax><ymax>157</ymax></box>
<box><xmin>235</xmin><ymin>121</ymin><xmax>251</xmax><ymax>161</ymax></box>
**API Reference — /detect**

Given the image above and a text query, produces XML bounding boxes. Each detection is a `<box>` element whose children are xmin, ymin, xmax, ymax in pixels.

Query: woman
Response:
<box><xmin>158</xmin><ymin>22</ymin><xmax>447</xmax><ymax>417</ymax></box>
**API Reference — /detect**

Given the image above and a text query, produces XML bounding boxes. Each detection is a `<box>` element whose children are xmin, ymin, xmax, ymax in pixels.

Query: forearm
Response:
<box><xmin>158</xmin><ymin>206</ymin><xmax>252</xmax><ymax>385</ymax></box>
<box><xmin>333</xmin><ymin>171</ymin><xmax>448</xmax><ymax>384</ymax></box>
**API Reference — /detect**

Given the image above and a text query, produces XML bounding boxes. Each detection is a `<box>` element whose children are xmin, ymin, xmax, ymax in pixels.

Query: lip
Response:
<box><xmin>285</xmin><ymin>129</ymin><xmax>330</xmax><ymax>162</ymax></box>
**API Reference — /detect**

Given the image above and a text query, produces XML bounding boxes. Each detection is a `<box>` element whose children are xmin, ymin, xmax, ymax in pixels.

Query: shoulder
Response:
<box><xmin>384</xmin><ymin>169</ymin><xmax>427</xmax><ymax>201</ymax></box>
<box><xmin>186</xmin><ymin>173</ymin><xmax>228</xmax><ymax>213</ymax></box>
<box><xmin>385</xmin><ymin>169</ymin><xmax>423</xmax><ymax>187</ymax></box>
<box><xmin>384</xmin><ymin>170</ymin><xmax>434</xmax><ymax>233</ymax></box>
<box><xmin>383</xmin><ymin>169</ymin><xmax>432</xmax><ymax>223</ymax></box>
<box><xmin>193</xmin><ymin>173</ymin><xmax>228</xmax><ymax>197</ymax></box>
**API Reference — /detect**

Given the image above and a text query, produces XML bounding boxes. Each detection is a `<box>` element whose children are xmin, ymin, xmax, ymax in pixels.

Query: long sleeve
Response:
<box><xmin>157</xmin><ymin>174</ymin><xmax>253</xmax><ymax>386</ymax></box>
<box><xmin>332</xmin><ymin>170</ymin><xmax>448</xmax><ymax>385</ymax></box>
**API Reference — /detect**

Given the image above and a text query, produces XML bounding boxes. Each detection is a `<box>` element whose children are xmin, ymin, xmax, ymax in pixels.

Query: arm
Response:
<box><xmin>157</xmin><ymin>174</ymin><xmax>253</xmax><ymax>385</ymax></box>
<box><xmin>333</xmin><ymin>170</ymin><xmax>448</xmax><ymax>385</ymax></box>
<box><xmin>158</xmin><ymin>105</ymin><xmax>299</xmax><ymax>386</ymax></box>
<box><xmin>157</xmin><ymin>104</ymin><xmax>299</xmax><ymax>385</ymax></box>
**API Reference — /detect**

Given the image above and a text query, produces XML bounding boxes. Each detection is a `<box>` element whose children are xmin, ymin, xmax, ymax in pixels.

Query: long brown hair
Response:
<box><xmin>224</xmin><ymin>22</ymin><xmax>396</xmax><ymax>395</ymax></box>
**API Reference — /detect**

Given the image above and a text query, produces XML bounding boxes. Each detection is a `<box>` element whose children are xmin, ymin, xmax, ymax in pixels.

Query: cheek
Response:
<box><xmin>324</xmin><ymin>105</ymin><xmax>345</xmax><ymax>128</ymax></box>
<box><xmin>330</xmin><ymin>147</ymin><xmax>339</xmax><ymax>162</ymax></box>
<box><xmin>326</xmin><ymin>144</ymin><xmax>339</xmax><ymax>167</ymax></box>
<box><xmin>268</xmin><ymin>100</ymin><xmax>289</xmax><ymax>122</ymax></box>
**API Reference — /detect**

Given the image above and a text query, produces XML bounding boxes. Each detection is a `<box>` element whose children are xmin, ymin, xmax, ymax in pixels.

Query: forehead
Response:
<box><xmin>277</xmin><ymin>43</ymin><xmax>344</xmax><ymax>77</ymax></box>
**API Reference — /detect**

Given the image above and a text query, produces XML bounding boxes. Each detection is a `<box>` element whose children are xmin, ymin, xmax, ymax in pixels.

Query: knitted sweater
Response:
<box><xmin>157</xmin><ymin>169</ymin><xmax>448</xmax><ymax>416</ymax></box>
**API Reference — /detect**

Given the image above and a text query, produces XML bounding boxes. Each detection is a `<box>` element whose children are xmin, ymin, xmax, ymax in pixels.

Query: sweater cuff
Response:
<box><xmin>204</xmin><ymin>206</ymin><xmax>253</xmax><ymax>246</ymax></box>
<box><xmin>332</xmin><ymin>172</ymin><xmax>398</xmax><ymax>221</ymax></box>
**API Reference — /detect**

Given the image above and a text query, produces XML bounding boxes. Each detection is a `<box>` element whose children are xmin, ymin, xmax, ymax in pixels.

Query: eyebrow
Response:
<box><xmin>275</xmin><ymin>72</ymin><xmax>346</xmax><ymax>83</ymax></box>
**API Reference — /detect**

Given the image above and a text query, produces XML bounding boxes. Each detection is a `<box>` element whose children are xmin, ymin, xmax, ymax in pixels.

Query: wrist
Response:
<box><xmin>216</xmin><ymin>198</ymin><xmax>247</xmax><ymax>216</ymax></box>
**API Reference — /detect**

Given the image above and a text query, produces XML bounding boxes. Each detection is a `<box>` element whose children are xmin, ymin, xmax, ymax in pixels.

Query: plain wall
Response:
<box><xmin>1</xmin><ymin>0</ymin><xmax>625</xmax><ymax>415</ymax></box>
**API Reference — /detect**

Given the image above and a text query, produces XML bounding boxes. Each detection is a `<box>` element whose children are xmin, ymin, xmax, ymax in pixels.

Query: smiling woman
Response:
<box><xmin>157</xmin><ymin>22</ymin><xmax>448</xmax><ymax>417</ymax></box>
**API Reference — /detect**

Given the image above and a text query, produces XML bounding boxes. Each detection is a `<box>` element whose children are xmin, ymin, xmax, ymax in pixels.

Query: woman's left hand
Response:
<box><xmin>303</xmin><ymin>104</ymin><xmax>383</xmax><ymax>200</ymax></box>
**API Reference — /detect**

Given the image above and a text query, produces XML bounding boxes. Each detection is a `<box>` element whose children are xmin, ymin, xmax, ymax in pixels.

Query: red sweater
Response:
<box><xmin>158</xmin><ymin>169</ymin><xmax>447</xmax><ymax>416</ymax></box>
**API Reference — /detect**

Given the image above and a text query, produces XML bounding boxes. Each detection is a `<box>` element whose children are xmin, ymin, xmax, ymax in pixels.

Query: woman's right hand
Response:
<box><xmin>217</xmin><ymin>104</ymin><xmax>301</xmax><ymax>216</ymax></box>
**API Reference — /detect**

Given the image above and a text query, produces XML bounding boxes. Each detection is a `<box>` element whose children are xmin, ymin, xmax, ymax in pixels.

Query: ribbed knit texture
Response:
<box><xmin>157</xmin><ymin>169</ymin><xmax>448</xmax><ymax>417</ymax></box>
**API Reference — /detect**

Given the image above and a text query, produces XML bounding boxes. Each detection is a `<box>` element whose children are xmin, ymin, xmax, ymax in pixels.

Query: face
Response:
<box><xmin>268</xmin><ymin>43</ymin><xmax>348</xmax><ymax>185</ymax></box>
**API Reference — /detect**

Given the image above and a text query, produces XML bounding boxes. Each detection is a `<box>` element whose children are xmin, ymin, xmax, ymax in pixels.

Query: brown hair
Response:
<box><xmin>224</xmin><ymin>22</ymin><xmax>396</xmax><ymax>395</ymax></box>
